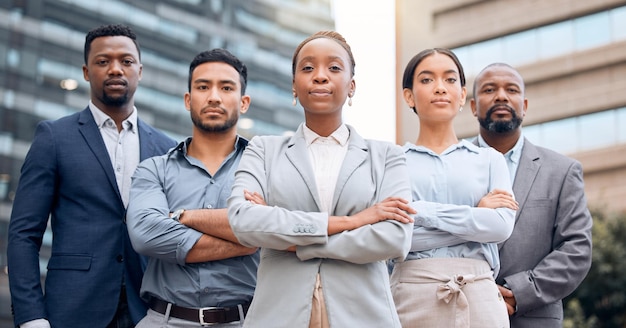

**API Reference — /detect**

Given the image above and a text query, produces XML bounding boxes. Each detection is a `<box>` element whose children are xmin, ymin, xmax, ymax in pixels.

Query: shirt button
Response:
<box><xmin>116</xmin><ymin>255</ymin><xmax>124</xmax><ymax>262</ymax></box>
<box><xmin>206</xmin><ymin>205</ymin><xmax>212</xmax><ymax>209</ymax></box>
<box><xmin>203</xmin><ymin>288</ymin><xmax>209</xmax><ymax>293</ymax></box>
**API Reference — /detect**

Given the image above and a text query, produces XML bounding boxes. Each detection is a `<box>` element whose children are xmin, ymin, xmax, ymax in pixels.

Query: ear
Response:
<box><xmin>402</xmin><ymin>88</ymin><xmax>415</xmax><ymax>109</ymax></box>
<box><xmin>349</xmin><ymin>79</ymin><xmax>356</xmax><ymax>96</ymax></box>
<box><xmin>240</xmin><ymin>95</ymin><xmax>251</xmax><ymax>114</ymax></box>
<box><xmin>459</xmin><ymin>86</ymin><xmax>467</xmax><ymax>107</ymax></box>
<box><xmin>184</xmin><ymin>92</ymin><xmax>191</xmax><ymax>111</ymax></box>
<box><xmin>138</xmin><ymin>64</ymin><xmax>143</xmax><ymax>81</ymax></box>
<box><xmin>522</xmin><ymin>98</ymin><xmax>528</xmax><ymax>117</ymax></box>
<box><xmin>470</xmin><ymin>98</ymin><xmax>477</xmax><ymax>117</ymax></box>
<box><xmin>82</xmin><ymin>64</ymin><xmax>89</xmax><ymax>82</ymax></box>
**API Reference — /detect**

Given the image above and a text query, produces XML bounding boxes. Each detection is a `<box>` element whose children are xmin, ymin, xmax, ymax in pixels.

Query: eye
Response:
<box><xmin>329</xmin><ymin>65</ymin><xmax>342</xmax><ymax>72</ymax></box>
<box><xmin>122</xmin><ymin>59</ymin><xmax>134</xmax><ymax>65</ymax></box>
<box><xmin>446</xmin><ymin>77</ymin><xmax>457</xmax><ymax>83</ymax></box>
<box><xmin>223</xmin><ymin>85</ymin><xmax>234</xmax><ymax>91</ymax></box>
<box><xmin>196</xmin><ymin>85</ymin><xmax>208</xmax><ymax>90</ymax></box>
<box><xmin>419</xmin><ymin>78</ymin><xmax>432</xmax><ymax>84</ymax></box>
<box><xmin>96</xmin><ymin>60</ymin><xmax>108</xmax><ymax>66</ymax></box>
<box><xmin>507</xmin><ymin>88</ymin><xmax>519</xmax><ymax>93</ymax></box>
<box><xmin>301</xmin><ymin>66</ymin><xmax>314</xmax><ymax>72</ymax></box>
<box><xmin>482</xmin><ymin>87</ymin><xmax>494</xmax><ymax>93</ymax></box>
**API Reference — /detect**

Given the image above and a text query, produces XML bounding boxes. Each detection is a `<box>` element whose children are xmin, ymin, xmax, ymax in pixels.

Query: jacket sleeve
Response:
<box><xmin>295</xmin><ymin>143</ymin><xmax>413</xmax><ymax>264</ymax></box>
<box><xmin>7</xmin><ymin>122</ymin><xmax>57</xmax><ymax>325</ymax></box>
<box><xmin>228</xmin><ymin>137</ymin><xmax>330</xmax><ymax>250</ymax></box>
<box><xmin>505</xmin><ymin>160</ymin><xmax>592</xmax><ymax>315</ymax></box>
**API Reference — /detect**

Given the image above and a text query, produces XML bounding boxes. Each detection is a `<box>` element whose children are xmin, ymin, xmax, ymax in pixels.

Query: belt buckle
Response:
<box><xmin>199</xmin><ymin>307</ymin><xmax>224</xmax><ymax>326</ymax></box>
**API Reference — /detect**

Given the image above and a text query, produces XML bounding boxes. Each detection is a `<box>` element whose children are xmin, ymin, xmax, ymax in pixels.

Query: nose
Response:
<box><xmin>205</xmin><ymin>87</ymin><xmax>221</xmax><ymax>104</ymax></box>
<box><xmin>313</xmin><ymin>70</ymin><xmax>328</xmax><ymax>84</ymax></box>
<box><xmin>495</xmin><ymin>87</ymin><xmax>508</xmax><ymax>102</ymax></box>
<box><xmin>434</xmin><ymin>79</ymin><xmax>447</xmax><ymax>94</ymax></box>
<box><xmin>108</xmin><ymin>60</ymin><xmax>123</xmax><ymax>75</ymax></box>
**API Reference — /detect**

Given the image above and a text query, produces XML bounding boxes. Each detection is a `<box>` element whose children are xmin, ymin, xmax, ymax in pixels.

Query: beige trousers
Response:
<box><xmin>391</xmin><ymin>258</ymin><xmax>509</xmax><ymax>328</ymax></box>
<box><xmin>309</xmin><ymin>273</ymin><xmax>330</xmax><ymax>328</ymax></box>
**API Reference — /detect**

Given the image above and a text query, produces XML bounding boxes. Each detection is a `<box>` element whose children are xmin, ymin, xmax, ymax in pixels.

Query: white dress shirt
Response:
<box><xmin>89</xmin><ymin>101</ymin><xmax>140</xmax><ymax>208</ymax></box>
<box><xmin>302</xmin><ymin>124</ymin><xmax>350</xmax><ymax>213</ymax></box>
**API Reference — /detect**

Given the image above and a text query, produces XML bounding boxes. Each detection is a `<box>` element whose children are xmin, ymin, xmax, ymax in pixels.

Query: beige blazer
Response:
<box><xmin>228</xmin><ymin>124</ymin><xmax>412</xmax><ymax>328</ymax></box>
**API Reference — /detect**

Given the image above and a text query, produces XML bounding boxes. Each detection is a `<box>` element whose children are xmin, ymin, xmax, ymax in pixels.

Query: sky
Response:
<box><xmin>332</xmin><ymin>1</ymin><xmax>396</xmax><ymax>143</ymax></box>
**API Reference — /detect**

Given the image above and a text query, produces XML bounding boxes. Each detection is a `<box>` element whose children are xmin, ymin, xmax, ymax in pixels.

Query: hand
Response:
<box><xmin>498</xmin><ymin>284</ymin><xmax>517</xmax><ymax>316</ymax></box>
<box><xmin>285</xmin><ymin>245</ymin><xmax>297</xmax><ymax>252</ymax></box>
<box><xmin>477</xmin><ymin>189</ymin><xmax>518</xmax><ymax>210</ymax></box>
<box><xmin>244</xmin><ymin>190</ymin><xmax>266</xmax><ymax>205</ymax></box>
<box><xmin>351</xmin><ymin>197</ymin><xmax>416</xmax><ymax>226</ymax></box>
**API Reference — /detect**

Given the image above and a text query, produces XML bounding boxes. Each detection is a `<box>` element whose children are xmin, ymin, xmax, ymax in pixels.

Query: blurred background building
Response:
<box><xmin>0</xmin><ymin>0</ymin><xmax>333</xmax><ymax>324</ymax></box>
<box><xmin>396</xmin><ymin>0</ymin><xmax>626</xmax><ymax>214</ymax></box>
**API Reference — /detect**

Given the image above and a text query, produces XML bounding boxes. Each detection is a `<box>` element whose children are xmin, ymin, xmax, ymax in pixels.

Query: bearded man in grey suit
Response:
<box><xmin>470</xmin><ymin>63</ymin><xmax>592</xmax><ymax>328</ymax></box>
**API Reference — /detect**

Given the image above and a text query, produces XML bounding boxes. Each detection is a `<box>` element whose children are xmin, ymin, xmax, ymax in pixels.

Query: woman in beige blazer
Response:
<box><xmin>228</xmin><ymin>31</ymin><xmax>414</xmax><ymax>328</ymax></box>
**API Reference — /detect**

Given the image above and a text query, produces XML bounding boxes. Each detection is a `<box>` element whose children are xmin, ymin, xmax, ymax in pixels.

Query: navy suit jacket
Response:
<box><xmin>7</xmin><ymin>107</ymin><xmax>176</xmax><ymax>327</ymax></box>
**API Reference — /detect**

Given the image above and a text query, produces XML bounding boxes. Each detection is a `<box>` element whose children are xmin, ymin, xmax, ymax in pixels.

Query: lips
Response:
<box><xmin>431</xmin><ymin>98</ymin><xmax>449</xmax><ymax>104</ymax></box>
<box><xmin>309</xmin><ymin>88</ymin><xmax>331</xmax><ymax>96</ymax></box>
<box><xmin>105</xmin><ymin>79</ymin><xmax>127</xmax><ymax>88</ymax></box>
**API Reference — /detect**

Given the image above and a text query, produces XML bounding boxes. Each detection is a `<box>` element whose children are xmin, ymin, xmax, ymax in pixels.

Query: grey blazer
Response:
<box><xmin>492</xmin><ymin>139</ymin><xmax>593</xmax><ymax>328</ymax></box>
<box><xmin>228</xmin><ymin>124</ymin><xmax>412</xmax><ymax>328</ymax></box>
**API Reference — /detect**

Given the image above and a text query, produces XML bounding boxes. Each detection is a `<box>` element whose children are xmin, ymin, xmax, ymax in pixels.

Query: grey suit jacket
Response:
<box><xmin>228</xmin><ymin>124</ymin><xmax>412</xmax><ymax>328</ymax></box>
<box><xmin>491</xmin><ymin>139</ymin><xmax>592</xmax><ymax>328</ymax></box>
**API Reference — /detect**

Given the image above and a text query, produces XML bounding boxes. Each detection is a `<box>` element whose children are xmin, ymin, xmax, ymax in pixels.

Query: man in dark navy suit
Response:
<box><xmin>7</xmin><ymin>24</ymin><xmax>176</xmax><ymax>328</ymax></box>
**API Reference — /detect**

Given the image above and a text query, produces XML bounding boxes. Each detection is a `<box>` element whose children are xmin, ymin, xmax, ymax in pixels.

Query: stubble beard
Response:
<box><xmin>191</xmin><ymin>109</ymin><xmax>238</xmax><ymax>133</ymax></box>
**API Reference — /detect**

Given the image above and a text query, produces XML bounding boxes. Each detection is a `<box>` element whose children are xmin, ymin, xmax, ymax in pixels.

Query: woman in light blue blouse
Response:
<box><xmin>390</xmin><ymin>48</ymin><xmax>518</xmax><ymax>328</ymax></box>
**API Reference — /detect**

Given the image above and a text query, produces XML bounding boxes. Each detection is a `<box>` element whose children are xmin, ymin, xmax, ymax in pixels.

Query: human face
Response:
<box><xmin>292</xmin><ymin>38</ymin><xmax>355</xmax><ymax>118</ymax></box>
<box><xmin>184</xmin><ymin>61</ymin><xmax>250</xmax><ymax>133</ymax></box>
<box><xmin>471</xmin><ymin>65</ymin><xmax>527</xmax><ymax>133</ymax></box>
<box><xmin>403</xmin><ymin>53</ymin><xmax>466</xmax><ymax>122</ymax></box>
<box><xmin>82</xmin><ymin>36</ymin><xmax>142</xmax><ymax>112</ymax></box>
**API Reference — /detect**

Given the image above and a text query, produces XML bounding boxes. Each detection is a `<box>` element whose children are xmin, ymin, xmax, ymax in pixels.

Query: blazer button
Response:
<box><xmin>116</xmin><ymin>255</ymin><xmax>124</xmax><ymax>262</ymax></box>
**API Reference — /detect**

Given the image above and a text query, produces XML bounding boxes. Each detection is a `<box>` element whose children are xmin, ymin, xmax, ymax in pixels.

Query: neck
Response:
<box><xmin>480</xmin><ymin>128</ymin><xmax>521</xmax><ymax>154</ymax></box>
<box><xmin>304</xmin><ymin>114</ymin><xmax>342</xmax><ymax>137</ymax></box>
<box><xmin>188</xmin><ymin>128</ymin><xmax>238</xmax><ymax>161</ymax></box>
<box><xmin>415</xmin><ymin>122</ymin><xmax>458</xmax><ymax>154</ymax></box>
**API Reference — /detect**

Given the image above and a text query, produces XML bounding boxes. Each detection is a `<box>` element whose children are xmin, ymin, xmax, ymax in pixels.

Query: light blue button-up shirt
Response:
<box><xmin>127</xmin><ymin>137</ymin><xmax>259</xmax><ymax>308</ymax></box>
<box><xmin>477</xmin><ymin>133</ymin><xmax>524</xmax><ymax>184</ymax></box>
<box><xmin>403</xmin><ymin>140</ymin><xmax>516</xmax><ymax>276</ymax></box>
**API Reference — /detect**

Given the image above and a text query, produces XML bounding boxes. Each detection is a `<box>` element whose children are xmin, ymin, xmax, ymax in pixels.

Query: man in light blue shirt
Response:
<box><xmin>127</xmin><ymin>49</ymin><xmax>259</xmax><ymax>327</ymax></box>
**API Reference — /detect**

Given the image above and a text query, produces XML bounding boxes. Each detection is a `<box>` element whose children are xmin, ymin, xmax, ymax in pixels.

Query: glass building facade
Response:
<box><xmin>0</xmin><ymin>0</ymin><xmax>334</xmax><ymax>324</ymax></box>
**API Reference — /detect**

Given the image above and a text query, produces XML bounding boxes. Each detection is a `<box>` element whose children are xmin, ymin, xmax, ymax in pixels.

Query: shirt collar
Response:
<box><xmin>477</xmin><ymin>133</ymin><xmax>524</xmax><ymax>165</ymax></box>
<box><xmin>88</xmin><ymin>100</ymin><xmax>138</xmax><ymax>132</ymax></box>
<box><xmin>403</xmin><ymin>139</ymin><xmax>479</xmax><ymax>155</ymax></box>
<box><xmin>171</xmin><ymin>135</ymin><xmax>249</xmax><ymax>156</ymax></box>
<box><xmin>303</xmin><ymin>123</ymin><xmax>349</xmax><ymax>146</ymax></box>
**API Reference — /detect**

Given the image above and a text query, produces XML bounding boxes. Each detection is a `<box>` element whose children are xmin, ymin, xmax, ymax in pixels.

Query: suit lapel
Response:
<box><xmin>332</xmin><ymin>126</ymin><xmax>367</xmax><ymax>212</ymax></box>
<box><xmin>512</xmin><ymin>139</ymin><xmax>541</xmax><ymax>217</ymax></box>
<box><xmin>286</xmin><ymin>127</ymin><xmax>323</xmax><ymax>210</ymax></box>
<box><xmin>137</xmin><ymin>120</ymin><xmax>155</xmax><ymax>161</ymax></box>
<box><xmin>77</xmin><ymin>108</ymin><xmax>122</xmax><ymax>202</ymax></box>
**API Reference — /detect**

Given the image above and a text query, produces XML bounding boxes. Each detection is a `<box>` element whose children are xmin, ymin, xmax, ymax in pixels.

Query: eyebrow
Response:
<box><xmin>193</xmin><ymin>78</ymin><xmax>237</xmax><ymax>85</ymax></box>
<box><xmin>417</xmin><ymin>69</ymin><xmax>458</xmax><ymax>76</ymax></box>
<box><xmin>298</xmin><ymin>55</ymin><xmax>345</xmax><ymax>64</ymax></box>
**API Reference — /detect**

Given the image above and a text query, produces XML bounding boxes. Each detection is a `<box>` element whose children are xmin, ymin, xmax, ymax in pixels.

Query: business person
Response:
<box><xmin>127</xmin><ymin>48</ymin><xmax>258</xmax><ymax>327</ymax></box>
<box><xmin>390</xmin><ymin>48</ymin><xmax>517</xmax><ymax>327</ymax></box>
<box><xmin>7</xmin><ymin>24</ymin><xmax>176</xmax><ymax>328</ymax></box>
<box><xmin>228</xmin><ymin>31</ymin><xmax>414</xmax><ymax>328</ymax></box>
<box><xmin>471</xmin><ymin>62</ymin><xmax>593</xmax><ymax>328</ymax></box>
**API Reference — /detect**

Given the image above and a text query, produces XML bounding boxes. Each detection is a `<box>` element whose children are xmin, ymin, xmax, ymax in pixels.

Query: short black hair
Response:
<box><xmin>84</xmin><ymin>24</ymin><xmax>140</xmax><ymax>65</ymax></box>
<box><xmin>187</xmin><ymin>48</ymin><xmax>248</xmax><ymax>94</ymax></box>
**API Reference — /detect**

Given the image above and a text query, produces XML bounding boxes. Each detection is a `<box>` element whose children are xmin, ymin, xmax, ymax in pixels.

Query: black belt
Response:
<box><xmin>149</xmin><ymin>297</ymin><xmax>249</xmax><ymax>325</ymax></box>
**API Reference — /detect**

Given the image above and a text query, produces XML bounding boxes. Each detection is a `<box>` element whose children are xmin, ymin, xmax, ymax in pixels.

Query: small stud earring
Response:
<box><xmin>292</xmin><ymin>97</ymin><xmax>297</xmax><ymax>107</ymax></box>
